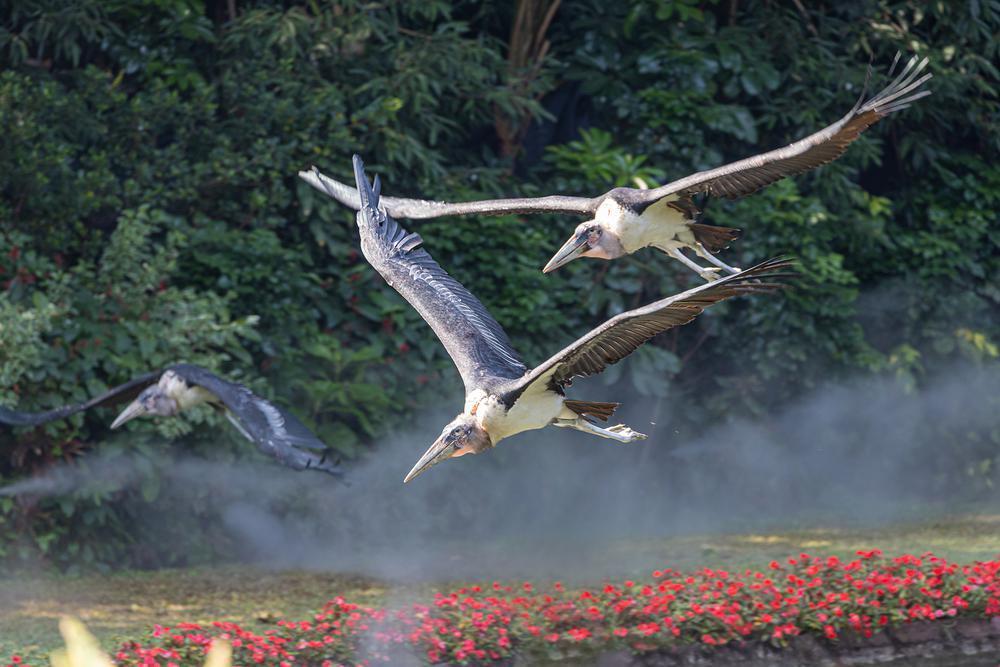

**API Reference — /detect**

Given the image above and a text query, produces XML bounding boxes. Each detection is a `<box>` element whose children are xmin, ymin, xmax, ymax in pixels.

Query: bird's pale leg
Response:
<box><xmin>224</xmin><ymin>410</ymin><xmax>254</xmax><ymax>442</ymax></box>
<box><xmin>667</xmin><ymin>248</ymin><xmax>722</xmax><ymax>281</ymax></box>
<box><xmin>694</xmin><ymin>243</ymin><xmax>741</xmax><ymax>274</ymax></box>
<box><xmin>552</xmin><ymin>417</ymin><xmax>648</xmax><ymax>443</ymax></box>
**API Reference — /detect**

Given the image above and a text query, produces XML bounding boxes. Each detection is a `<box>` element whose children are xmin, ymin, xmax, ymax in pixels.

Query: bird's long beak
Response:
<box><xmin>543</xmin><ymin>230</ymin><xmax>590</xmax><ymax>273</ymax></box>
<box><xmin>404</xmin><ymin>433</ymin><xmax>460</xmax><ymax>484</ymax></box>
<box><xmin>110</xmin><ymin>398</ymin><xmax>146</xmax><ymax>429</ymax></box>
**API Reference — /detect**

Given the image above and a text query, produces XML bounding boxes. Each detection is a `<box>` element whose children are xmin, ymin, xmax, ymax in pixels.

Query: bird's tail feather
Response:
<box><xmin>689</xmin><ymin>223</ymin><xmax>742</xmax><ymax>253</ymax></box>
<box><xmin>564</xmin><ymin>400</ymin><xmax>619</xmax><ymax>422</ymax></box>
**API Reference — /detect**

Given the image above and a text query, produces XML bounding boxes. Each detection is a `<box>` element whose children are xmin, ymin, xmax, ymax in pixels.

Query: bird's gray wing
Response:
<box><xmin>350</xmin><ymin>155</ymin><xmax>528</xmax><ymax>393</ymax></box>
<box><xmin>0</xmin><ymin>372</ymin><xmax>160</xmax><ymax>427</ymax></box>
<box><xmin>300</xmin><ymin>167</ymin><xmax>596</xmax><ymax>218</ymax></box>
<box><xmin>168</xmin><ymin>364</ymin><xmax>343</xmax><ymax>477</ymax></box>
<box><xmin>516</xmin><ymin>258</ymin><xmax>793</xmax><ymax>396</ymax></box>
<box><xmin>633</xmin><ymin>54</ymin><xmax>932</xmax><ymax>204</ymax></box>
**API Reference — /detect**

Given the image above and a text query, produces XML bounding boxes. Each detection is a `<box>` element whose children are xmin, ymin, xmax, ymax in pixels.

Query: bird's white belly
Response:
<box><xmin>476</xmin><ymin>391</ymin><xmax>564</xmax><ymax>444</ymax></box>
<box><xmin>611</xmin><ymin>197</ymin><xmax>693</xmax><ymax>253</ymax></box>
<box><xmin>161</xmin><ymin>372</ymin><xmax>217</xmax><ymax>411</ymax></box>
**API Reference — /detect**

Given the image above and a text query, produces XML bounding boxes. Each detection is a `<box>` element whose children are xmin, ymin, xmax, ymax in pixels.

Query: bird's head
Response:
<box><xmin>403</xmin><ymin>414</ymin><xmax>493</xmax><ymax>483</ymax></box>
<box><xmin>542</xmin><ymin>216</ymin><xmax>625</xmax><ymax>273</ymax></box>
<box><xmin>110</xmin><ymin>383</ymin><xmax>179</xmax><ymax>429</ymax></box>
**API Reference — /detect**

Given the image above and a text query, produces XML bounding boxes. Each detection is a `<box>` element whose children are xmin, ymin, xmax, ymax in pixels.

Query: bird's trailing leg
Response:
<box><xmin>224</xmin><ymin>410</ymin><xmax>254</xmax><ymax>442</ymax></box>
<box><xmin>694</xmin><ymin>243</ymin><xmax>741</xmax><ymax>275</ymax></box>
<box><xmin>552</xmin><ymin>417</ymin><xmax>648</xmax><ymax>443</ymax></box>
<box><xmin>667</xmin><ymin>248</ymin><xmax>722</xmax><ymax>282</ymax></box>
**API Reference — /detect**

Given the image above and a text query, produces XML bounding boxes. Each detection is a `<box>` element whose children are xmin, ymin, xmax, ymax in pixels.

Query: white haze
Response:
<box><xmin>3</xmin><ymin>363</ymin><xmax>998</xmax><ymax>582</ymax></box>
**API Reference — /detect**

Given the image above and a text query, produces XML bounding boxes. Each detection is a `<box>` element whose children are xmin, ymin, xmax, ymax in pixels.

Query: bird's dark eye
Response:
<box><xmin>587</xmin><ymin>227</ymin><xmax>602</xmax><ymax>244</ymax></box>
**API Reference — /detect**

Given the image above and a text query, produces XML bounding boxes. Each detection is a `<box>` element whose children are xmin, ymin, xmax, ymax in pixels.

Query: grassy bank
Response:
<box><xmin>2</xmin><ymin>514</ymin><xmax>998</xmax><ymax>659</ymax></box>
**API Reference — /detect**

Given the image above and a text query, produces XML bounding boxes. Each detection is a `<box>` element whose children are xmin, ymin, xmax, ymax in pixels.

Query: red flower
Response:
<box><xmin>89</xmin><ymin>551</ymin><xmax>1000</xmax><ymax>666</ymax></box>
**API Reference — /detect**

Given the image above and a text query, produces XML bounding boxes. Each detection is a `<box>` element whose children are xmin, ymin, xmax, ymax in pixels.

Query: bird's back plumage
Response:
<box><xmin>165</xmin><ymin>364</ymin><xmax>341</xmax><ymax>475</ymax></box>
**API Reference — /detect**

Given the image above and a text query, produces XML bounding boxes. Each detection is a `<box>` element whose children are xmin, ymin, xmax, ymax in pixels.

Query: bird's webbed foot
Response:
<box><xmin>667</xmin><ymin>248</ymin><xmax>723</xmax><ymax>282</ymax></box>
<box><xmin>553</xmin><ymin>417</ymin><xmax>647</xmax><ymax>444</ymax></box>
<box><xmin>605</xmin><ymin>424</ymin><xmax>648</xmax><ymax>442</ymax></box>
<box><xmin>694</xmin><ymin>242</ymin><xmax>741</xmax><ymax>275</ymax></box>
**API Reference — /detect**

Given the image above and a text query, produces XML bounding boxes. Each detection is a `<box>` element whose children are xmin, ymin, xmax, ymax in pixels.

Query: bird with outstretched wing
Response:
<box><xmin>343</xmin><ymin>154</ymin><xmax>794</xmax><ymax>483</ymax></box>
<box><xmin>303</xmin><ymin>53</ymin><xmax>929</xmax><ymax>282</ymax></box>
<box><xmin>1</xmin><ymin>365</ymin><xmax>343</xmax><ymax>477</ymax></box>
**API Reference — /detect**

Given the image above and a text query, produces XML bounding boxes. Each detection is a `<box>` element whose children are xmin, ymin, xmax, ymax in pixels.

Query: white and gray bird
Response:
<box><xmin>344</xmin><ymin>155</ymin><xmax>792</xmax><ymax>483</ymax></box>
<box><xmin>1</xmin><ymin>364</ymin><xmax>342</xmax><ymax>477</ymax></box>
<box><xmin>301</xmin><ymin>54</ymin><xmax>930</xmax><ymax>282</ymax></box>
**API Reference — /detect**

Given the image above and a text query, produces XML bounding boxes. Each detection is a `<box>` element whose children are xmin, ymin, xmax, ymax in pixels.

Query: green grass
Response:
<box><xmin>2</xmin><ymin>514</ymin><xmax>998</xmax><ymax>660</ymax></box>
<box><xmin>0</xmin><ymin>569</ymin><xmax>385</xmax><ymax>659</ymax></box>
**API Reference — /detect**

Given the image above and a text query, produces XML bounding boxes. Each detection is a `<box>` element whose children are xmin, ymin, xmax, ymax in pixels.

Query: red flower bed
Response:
<box><xmin>11</xmin><ymin>552</ymin><xmax>999</xmax><ymax>667</ymax></box>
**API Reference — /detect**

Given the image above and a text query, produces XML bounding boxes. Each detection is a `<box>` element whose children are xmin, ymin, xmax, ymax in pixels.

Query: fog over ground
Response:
<box><xmin>5</xmin><ymin>363</ymin><xmax>998</xmax><ymax>582</ymax></box>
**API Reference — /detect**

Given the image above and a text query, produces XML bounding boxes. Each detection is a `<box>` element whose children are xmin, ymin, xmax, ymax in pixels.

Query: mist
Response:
<box><xmin>4</xmin><ymin>362</ymin><xmax>998</xmax><ymax>583</ymax></box>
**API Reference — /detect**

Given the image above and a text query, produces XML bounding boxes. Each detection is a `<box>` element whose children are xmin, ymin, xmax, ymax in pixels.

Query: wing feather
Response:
<box><xmin>636</xmin><ymin>55</ymin><xmax>932</xmax><ymax>203</ymax></box>
<box><xmin>351</xmin><ymin>156</ymin><xmax>528</xmax><ymax>392</ymax></box>
<box><xmin>300</xmin><ymin>167</ymin><xmax>596</xmax><ymax>219</ymax></box>
<box><xmin>0</xmin><ymin>373</ymin><xmax>159</xmax><ymax>427</ymax></box>
<box><xmin>169</xmin><ymin>365</ymin><xmax>342</xmax><ymax>477</ymax></box>
<box><xmin>517</xmin><ymin>258</ymin><xmax>793</xmax><ymax>394</ymax></box>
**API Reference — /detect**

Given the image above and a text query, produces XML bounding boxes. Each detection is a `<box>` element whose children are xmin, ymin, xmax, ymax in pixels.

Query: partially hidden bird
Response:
<box><xmin>340</xmin><ymin>154</ymin><xmax>793</xmax><ymax>483</ymax></box>
<box><xmin>300</xmin><ymin>54</ymin><xmax>929</xmax><ymax>282</ymax></box>
<box><xmin>1</xmin><ymin>364</ymin><xmax>342</xmax><ymax>477</ymax></box>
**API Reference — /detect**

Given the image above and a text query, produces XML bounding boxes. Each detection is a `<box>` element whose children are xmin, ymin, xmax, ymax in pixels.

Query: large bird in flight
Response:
<box><xmin>342</xmin><ymin>155</ymin><xmax>792</xmax><ymax>483</ymax></box>
<box><xmin>1</xmin><ymin>364</ymin><xmax>342</xmax><ymax>477</ymax></box>
<box><xmin>301</xmin><ymin>54</ymin><xmax>929</xmax><ymax>281</ymax></box>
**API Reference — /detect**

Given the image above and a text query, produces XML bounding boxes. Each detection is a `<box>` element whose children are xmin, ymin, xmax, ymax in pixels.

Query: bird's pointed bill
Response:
<box><xmin>403</xmin><ymin>434</ymin><xmax>459</xmax><ymax>483</ymax></box>
<box><xmin>110</xmin><ymin>398</ymin><xmax>146</xmax><ymax>429</ymax></box>
<box><xmin>543</xmin><ymin>230</ymin><xmax>590</xmax><ymax>273</ymax></box>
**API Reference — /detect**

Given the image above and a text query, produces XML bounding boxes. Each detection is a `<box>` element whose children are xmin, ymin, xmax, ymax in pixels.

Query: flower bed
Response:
<box><xmin>7</xmin><ymin>552</ymin><xmax>999</xmax><ymax>666</ymax></box>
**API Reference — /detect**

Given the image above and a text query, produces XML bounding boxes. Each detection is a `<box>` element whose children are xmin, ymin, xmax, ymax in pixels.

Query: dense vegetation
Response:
<box><xmin>1</xmin><ymin>0</ymin><xmax>997</xmax><ymax>569</ymax></box>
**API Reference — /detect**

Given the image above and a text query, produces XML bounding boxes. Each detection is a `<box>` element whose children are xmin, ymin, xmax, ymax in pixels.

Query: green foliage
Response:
<box><xmin>0</xmin><ymin>0</ymin><xmax>998</xmax><ymax>568</ymax></box>
<box><xmin>545</xmin><ymin>129</ymin><xmax>667</xmax><ymax>188</ymax></box>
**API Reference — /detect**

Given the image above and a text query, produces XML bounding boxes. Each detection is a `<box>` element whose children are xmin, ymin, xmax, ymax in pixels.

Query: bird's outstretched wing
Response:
<box><xmin>516</xmin><ymin>258</ymin><xmax>793</xmax><ymax>396</ymax></box>
<box><xmin>300</xmin><ymin>167</ymin><xmax>596</xmax><ymax>219</ymax></box>
<box><xmin>167</xmin><ymin>364</ymin><xmax>343</xmax><ymax>477</ymax></box>
<box><xmin>633</xmin><ymin>54</ymin><xmax>932</xmax><ymax>204</ymax></box>
<box><xmin>0</xmin><ymin>373</ymin><xmax>159</xmax><ymax>427</ymax></box>
<box><xmin>350</xmin><ymin>155</ymin><xmax>528</xmax><ymax>393</ymax></box>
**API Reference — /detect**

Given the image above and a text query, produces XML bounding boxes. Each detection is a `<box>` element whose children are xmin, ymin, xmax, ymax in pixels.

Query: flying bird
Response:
<box><xmin>300</xmin><ymin>54</ymin><xmax>929</xmax><ymax>281</ymax></box>
<box><xmin>1</xmin><ymin>364</ymin><xmax>342</xmax><ymax>477</ymax></box>
<box><xmin>342</xmin><ymin>155</ymin><xmax>792</xmax><ymax>483</ymax></box>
